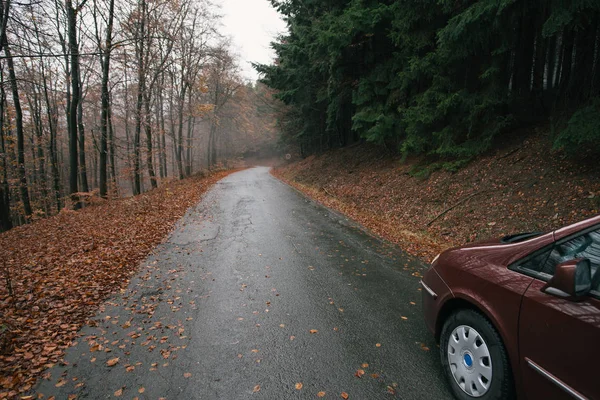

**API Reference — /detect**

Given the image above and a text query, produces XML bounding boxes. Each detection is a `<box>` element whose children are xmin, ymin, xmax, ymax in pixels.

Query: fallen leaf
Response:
<box><xmin>401</xmin><ymin>316</ymin><xmax>408</xmax><ymax>320</ymax></box>
<box><xmin>341</xmin><ymin>392</ymin><xmax>349</xmax><ymax>399</ymax></box>
<box><xmin>138</xmin><ymin>387</ymin><xmax>145</xmax><ymax>393</ymax></box>
<box><xmin>361</xmin><ymin>363</ymin><xmax>369</xmax><ymax>368</ymax></box>
<box><xmin>295</xmin><ymin>382</ymin><xmax>303</xmax><ymax>390</ymax></box>
<box><xmin>317</xmin><ymin>391</ymin><xmax>326</xmax><ymax>397</ymax></box>
<box><xmin>55</xmin><ymin>379</ymin><xmax>66</xmax><ymax>388</ymax></box>
<box><xmin>375</xmin><ymin>343</ymin><xmax>381</xmax><ymax>348</ymax></box>
<box><xmin>355</xmin><ymin>369</ymin><xmax>365</xmax><ymax>378</ymax></box>
<box><xmin>253</xmin><ymin>385</ymin><xmax>261</xmax><ymax>393</ymax></box>
<box><xmin>106</xmin><ymin>357</ymin><xmax>119</xmax><ymax>367</ymax></box>
<box><xmin>114</xmin><ymin>388</ymin><xmax>123</xmax><ymax>396</ymax></box>
<box><xmin>309</xmin><ymin>329</ymin><xmax>318</xmax><ymax>334</ymax></box>
<box><xmin>184</xmin><ymin>373</ymin><xmax>192</xmax><ymax>378</ymax></box>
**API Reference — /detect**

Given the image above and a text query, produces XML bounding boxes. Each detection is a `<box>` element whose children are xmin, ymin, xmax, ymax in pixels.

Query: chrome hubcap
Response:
<box><xmin>447</xmin><ymin>325</ymin><xmax>492</xmax><ymax>397</ymax></box>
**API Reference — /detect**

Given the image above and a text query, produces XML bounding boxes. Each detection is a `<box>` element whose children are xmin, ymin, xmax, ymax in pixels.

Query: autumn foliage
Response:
<box><xmin>0</xmin><ymin>170</ymin><xmax>233</xmax><ymax>398</ymax></box>
<box><xmin>274</xmin><ymin>134</ymin><xmax>599</xmax><ymax>259</ymax></box>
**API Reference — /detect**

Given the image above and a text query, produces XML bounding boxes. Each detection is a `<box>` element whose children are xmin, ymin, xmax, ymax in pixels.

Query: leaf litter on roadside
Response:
<box><xmin>0</xmin><ymin>171</ymin><xmax>235</xmax><ymax>396</ymax></box>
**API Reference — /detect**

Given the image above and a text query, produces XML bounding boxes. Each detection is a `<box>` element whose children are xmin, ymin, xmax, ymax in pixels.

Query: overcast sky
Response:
<box><xmin>219</xmin><ymin>0</ymin><xmax>287</xmax><ymax>82</ymax></box>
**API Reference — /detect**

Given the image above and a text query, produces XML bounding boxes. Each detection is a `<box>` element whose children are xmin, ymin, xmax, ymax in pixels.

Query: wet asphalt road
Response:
<box><xmin>34</xmin><ymin>167</ymin><xmax>452</xmax><ymax>399</ymax></box>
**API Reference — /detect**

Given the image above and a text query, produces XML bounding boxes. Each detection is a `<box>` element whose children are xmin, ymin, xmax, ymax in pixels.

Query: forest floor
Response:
<box><xmin>0</xmin><ymin>170</ymin><xmax>235</xmax><ymax>398</ymax></box>
<box><xmin>273</xmin><ymin>128</ymin><xmax>600</xmax><ymax>261</ymax></box>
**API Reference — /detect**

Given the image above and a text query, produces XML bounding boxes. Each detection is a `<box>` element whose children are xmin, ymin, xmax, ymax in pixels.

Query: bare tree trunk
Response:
<box><xmin>144</xmin><ymin>94</ymin><xmax>157</xmax><ymax>189</ymax></box>
<box><xmin>39</xmin><ymin>53</ymin><xmax>62</xmax><ymax>211</ymax></box>
<box><xmin>175</xmin><ymin>83</ymin><xmax>187</xmax><ymax>180</ymax></box>
<box><xmin>97</xmin><ymin>0</ymin><xmax>114</xmax><ymax>198</ymax></box>
<box><xmin>77</xmin><ymin>83</ymin><xmax>89</xmax><ymax>193</ymax></box>
<box><xmin>133</xmin><ymin>0</ymin><xmax>146</xmax><ymax>195</ymax></box>
<box><xmin>108</xmin><ymin>102</ymin><xmax>118</xmax><ymax>196</ymax></box>
<box><xmin>0</xmin><ymin>68</ymin><xmax>12</xmax><ymax>231</ymax></box>
<box><xmin>4</xmin><ymin>42</ymin><xmax>32</xmax><ymax>216</ymax></box>
<box><xmin>66</xmin><ymin>0</ymin><xmax>81</xmax><ymax>208</ymax></box>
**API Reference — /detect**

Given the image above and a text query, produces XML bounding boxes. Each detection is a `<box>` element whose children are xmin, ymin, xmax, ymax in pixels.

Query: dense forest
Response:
<box><xmin>258</xmin><ymin>0</ymin><xmax>600</xmax><ymax>164</ymax></box>
<box><xmin>0</xmin><ymin>0</ymin><xmax>279</xmax><ymax>232</ymax></box>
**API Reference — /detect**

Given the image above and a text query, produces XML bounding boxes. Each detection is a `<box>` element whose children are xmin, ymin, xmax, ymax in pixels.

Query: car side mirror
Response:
<box><xmin>543</xmin><ymin>258</ymin><xmax>592</xmax><ymax>299</ymax></box>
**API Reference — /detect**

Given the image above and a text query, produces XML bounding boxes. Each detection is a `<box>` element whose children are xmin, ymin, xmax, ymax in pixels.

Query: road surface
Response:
<box><xmin>34</xmin><ymin>167</ymin><xmax>452</xmax><ymax>399</ymax></box>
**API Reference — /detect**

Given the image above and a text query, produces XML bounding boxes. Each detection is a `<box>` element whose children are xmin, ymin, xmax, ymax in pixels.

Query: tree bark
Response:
<box><xmin>4</xmin><ymin>42</ymin><xmax>32</xmax><ymax>216</ymax></box>
<box><xmin>77</xmin><ymin>82</ymin><xmax>89</xmax><ymax>193</ymax></box>
<box><xmin>98</xmin><ymin>0</ymin><xmax>115</xmax><ymax>198</ymax></box>
<box><xmin>0</xmin><ymin>69</ymin><xmax>12</xmax><ymax>231</ymax></box>
<box><xmin>66</xmin><ymin>0</ymin><xmax>81</xmax><ymax>209</ymax></box>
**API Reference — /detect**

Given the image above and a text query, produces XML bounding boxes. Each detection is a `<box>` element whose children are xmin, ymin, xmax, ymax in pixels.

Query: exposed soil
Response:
<box><xmin>273</xmin><ymin>132</ymin><xmax>599</xmax><ymax>260</ymax></box>
<box><xmin>0</xmin><ymin>170</ymin><xmax>236</xmax><ymax>399</ymax></box>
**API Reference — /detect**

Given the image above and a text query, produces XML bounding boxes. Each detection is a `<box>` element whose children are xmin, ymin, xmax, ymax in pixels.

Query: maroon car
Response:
<box><xmin>422</xmin><ymin>215</ymin><xmax>600</xmax><ymax>400</ymax></box>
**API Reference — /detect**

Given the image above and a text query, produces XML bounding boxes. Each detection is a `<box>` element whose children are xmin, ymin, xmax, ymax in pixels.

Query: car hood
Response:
<box><xmin>443</xmin><ymin>231</ymin><xmax>555</xmax><ymax>268</ymax></box>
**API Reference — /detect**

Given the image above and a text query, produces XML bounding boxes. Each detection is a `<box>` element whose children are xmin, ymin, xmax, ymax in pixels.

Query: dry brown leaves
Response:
<box><xmin>273</xmin><ymin>133</ymin><xmax>599</xmax><ymax>260</ymax></box>
<box><xmin>0</xmin><ymin>170</ymin><xmax>234</xmax><ymax>398</ymax></box>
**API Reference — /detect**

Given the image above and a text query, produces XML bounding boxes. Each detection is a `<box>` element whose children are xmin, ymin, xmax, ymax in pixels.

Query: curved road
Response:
<box><xmin>35</xmin><ymin>167</ymin><xmax>452</xmax><ymax>399</ymax></box>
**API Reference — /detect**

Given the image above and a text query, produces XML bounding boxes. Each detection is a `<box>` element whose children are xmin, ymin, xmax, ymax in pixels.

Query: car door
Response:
<box><xmin>517</xmin><ymin>229</ymin><xmax>600</xmax><ymax>400</ymax></box>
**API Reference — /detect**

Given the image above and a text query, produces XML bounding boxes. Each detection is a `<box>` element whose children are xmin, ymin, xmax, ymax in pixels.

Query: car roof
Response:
<box><xmin>554</xmin><ymin>214</ymin><xmax>600</xmax><ymax>241</ymax></box>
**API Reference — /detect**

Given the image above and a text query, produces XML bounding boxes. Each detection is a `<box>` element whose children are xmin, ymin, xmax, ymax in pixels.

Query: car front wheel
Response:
<box><xmin>440</xmin><ymin>309</ymin><xmax>515</xmax><ymax>400</ymax></box>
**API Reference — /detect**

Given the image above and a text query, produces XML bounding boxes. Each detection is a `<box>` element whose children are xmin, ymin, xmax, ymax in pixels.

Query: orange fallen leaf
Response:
<box><xmin>341</xmin><ymin>392</ymin><xmax>349</xmax><ymax>399</ymax></box>
<box><xmin>138</xmin><ymin>387</ymin><xmax>145</xmax><ymax>393</ymax></box>
<box><xmin>106</xmin><ymin>357</ymin><xmax>119</xmax><ymax>367</ymax></box>
<box><xmin>114</xmin><ymin>388</ymin><xmax>123</xmax><ymax>396</ymax></box>
<box><xmin>355</xmin><ymin>369</ymin><xmax>365</xmax><ymax>378</ymax></box>
<box><xmin>361</xmin><ymin>363</ymin><xmax>369</xmax><ymax>368</ymax></box>
<box><xmin>184</xmin><ymin>373</ymin><xmax>192</xmax><ymax>378</ymax></box>
<box><xmin>295</xmin><ymin>382</ymin><xmax>303</xmax><ymax>390</ymax></box>
<box><xmin>253</xmin><ymin>385</ymin><xmax>261</xmax><ymax>393</ymax></box>
<box><xmin>309</xmin><ymin>329</ymin><xmax>318</xmax><ymax>334</ymax></box>
<box><xmin>55</xmin><ymin>379</ymin><xmax>66</xmax><ymax>388</ymax></box>
<box><xmin>317</xmin><ymin>391</ymin><xmax>326</xmax><ymax>397</ymax></box>
<box><xmin>401</xmin><ymin>316</ymin><xmax>408</xmax><ymax>320</ymax></box>
<box><xmin>375</xmin><ymin>343</ymin><xmax>381</xmax><ymax>348</ymax></box>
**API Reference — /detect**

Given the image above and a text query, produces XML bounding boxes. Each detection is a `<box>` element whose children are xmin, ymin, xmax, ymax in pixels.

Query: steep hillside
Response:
<box><xmin>273</xmin><ymin>133</ymin><xmax>599</xmax><ymax>260</ymax></box>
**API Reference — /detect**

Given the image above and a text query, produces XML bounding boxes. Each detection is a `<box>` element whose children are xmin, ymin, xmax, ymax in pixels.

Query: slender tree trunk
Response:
<box><xmin>66</xmin><ymin>0</ymin><xmax>81</xmax><ymax>208</ymax></box>
<box><xmin>77</xmin><ymin>83</ymin><xmax>89</xmax><ymax>193</ymax></box>
<box><xmin>4</xmin><ymin>42</ymin><xmax>32</xmax><ymax>216</ymax></box>
<box><xmin>175</xmin><ymin>84</ymin><xmax>186</xmax><ymax>180</ymax></box>
<box><xmin>156</xmin><ymin>89</ymin><xmax>166</xmax><ymax>179</ymax></box>
<box><xmin>40</xmin><ymin>59</ymin><xmax>61</xmax><ymax>211</ymax></box>
<box><xmin>546</xmin><ymin>35</ymin><xmax>557</xmax><ymax>91</ymax></box>
<box><xmin>31</xmin><ymin>89</ymin><xmax>49</xmax><ymax>213</ymax></box>
<box><xmin>108</xmin><ymin>102</ymin><xmax>118</xmax><ymax>196</ymax></box>
<box><xmin>144</xmin><ymin>94</ymin><xmax>157</xmax><ymax>189</ymax></box>
<box><xmin>0</xmin><ymin>69</ymin><xmax>12</xmax><ymax>231</ymax></box>
<box><xmin>98</xmin><ymin>0</ymin><xmax>114</xmax><ymax>198</ymax></box>
<box><xmin>556</xmin><ymin>28</ymin><xmax>575</xmax><ymax>109</ymax></box>
<box><xmin>133</xmin><ymin>0</ymin><xmax>146</xmax><ymax>195</ymax></box>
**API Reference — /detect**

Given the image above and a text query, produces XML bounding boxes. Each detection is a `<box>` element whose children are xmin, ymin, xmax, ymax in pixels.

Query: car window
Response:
<box><xmin>518</xmin><ymin>250</ymin><xmax>551</xmax><ymax>274</ymax></box>
<box><xmin>543</xmin><ymin>229</ymin><xmax>600</xmax><ymax>293</ymax></box>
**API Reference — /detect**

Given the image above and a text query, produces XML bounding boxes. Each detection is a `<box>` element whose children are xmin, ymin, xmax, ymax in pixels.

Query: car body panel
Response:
<box><xmin>421</xmin><ymin>215</ymin><xmax>600</xmax><ymax>400</ymax></box>
<box><xmin>554</xmin><ymin>214</ymin><xmax>600</xmax><ymax>241</ymax></box>
<box><xmin>519</xmin><ymin>278</ymin><xmax>600</xmax><ymax>400</ymax></box>
<box><xmin>430</xmin><ymin>250</ymin><xmax>535</xmax><ymax>399</ymax></box>
<box><xmin>421</xmin><ymin>267</ymin><xmax>453</xmax><ymax>336</ymax></box>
